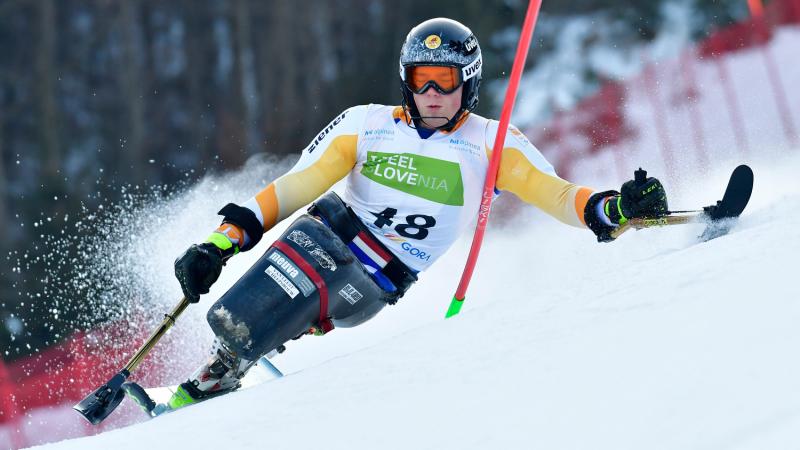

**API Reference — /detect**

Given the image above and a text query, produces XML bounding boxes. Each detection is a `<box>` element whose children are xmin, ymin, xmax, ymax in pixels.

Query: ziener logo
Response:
<box><xmin>308</xmin><ymin>110</ymin><xmax>348</xmax><ymax>153</ymax></box>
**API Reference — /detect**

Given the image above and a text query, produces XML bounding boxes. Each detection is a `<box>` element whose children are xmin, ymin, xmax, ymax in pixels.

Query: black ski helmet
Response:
<box><xmin>399</xmin><ymin>18</ymin><xmax>482</xmax><ymax>130</ymax></box>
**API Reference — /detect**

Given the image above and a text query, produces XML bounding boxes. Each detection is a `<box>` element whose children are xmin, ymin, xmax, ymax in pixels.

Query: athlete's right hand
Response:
<box><xmin>174</xmin><ymin>243</ymin><xmax>224</xmax><ymax>303</ymax></box>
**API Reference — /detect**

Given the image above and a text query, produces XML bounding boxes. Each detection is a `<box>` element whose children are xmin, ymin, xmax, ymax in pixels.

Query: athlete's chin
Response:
<box><xmin>418</xmin><ymin>109</ymin><xmax>451</xmax><ymax>127</ymax></box>
<box><xmin>419</xmin><ymin>117</ymin><xmax>449</xmax><ymax>129</ymax></box>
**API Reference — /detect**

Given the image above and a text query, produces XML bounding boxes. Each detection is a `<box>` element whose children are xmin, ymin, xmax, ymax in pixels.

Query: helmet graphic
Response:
<box><xmin>399</xmin><ymin>18</ymin><xmax>482</xmax><ymax>131</ymax></box>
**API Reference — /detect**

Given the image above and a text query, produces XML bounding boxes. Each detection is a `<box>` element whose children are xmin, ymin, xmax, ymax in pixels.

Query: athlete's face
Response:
<box><xmin>413</xmin><ymin>85</ymin><xmax>463</xmax><ymax>130</ymax></box>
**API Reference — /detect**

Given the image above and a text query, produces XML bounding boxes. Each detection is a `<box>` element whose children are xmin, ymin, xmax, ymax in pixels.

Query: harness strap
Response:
<box><xmin>307</xmin><ymin>192</ymin><xmax>417</xmax><ymax>296</ymax></box>
<box><xmin>272</xmin><ymin>241</ymin><xmax>334</xmax><ymax>334</ymax></box>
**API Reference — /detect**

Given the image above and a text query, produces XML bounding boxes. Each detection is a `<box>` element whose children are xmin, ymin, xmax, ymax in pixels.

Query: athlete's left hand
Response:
<box><xmin>606</xmin><ymin>169</ymin><xmax>668</xmax><ymax>224</ymax></box>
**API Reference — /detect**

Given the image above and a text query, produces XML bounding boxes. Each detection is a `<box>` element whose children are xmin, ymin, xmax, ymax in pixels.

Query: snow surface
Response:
<box><xmin>25</xmin><ymin>21</ymin><xmax>800</xmax><ymax>450</ymax></box>
<box><xmin>33</xmin><ymin>149</ymin><xmax>800</xmax><ymax>449</ymax></box>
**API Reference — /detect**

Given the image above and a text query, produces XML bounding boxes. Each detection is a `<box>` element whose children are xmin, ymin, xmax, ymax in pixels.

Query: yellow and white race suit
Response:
<box><xmin>215</xmin><ymin>104</ymin><xmax>595</xmax><ymax>273</ymax></box>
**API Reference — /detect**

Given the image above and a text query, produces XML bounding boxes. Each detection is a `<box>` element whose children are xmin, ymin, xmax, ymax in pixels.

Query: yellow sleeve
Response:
<box><xmin>254</xmin><ymin>135</ymin><xmax>358</xmax><ymax>231</ymax></box>
<box><xmin>494</xmin><ymin>146</ymin><xmax>593</xmax><ymax>227</ymax></box>
<box><xmin>209</xmin><ymin>108</ymin><xmax>364</xmax><ymax>249</ymax></box>
<box><xmin>208</xmin><ymin>134</ymin><xmax>357</xmax><ymax>248</ymax></box>
<box><xmin>239</xmin><ymin>106</ymin><xmax>367</xmax><ymax>233</ymax></box>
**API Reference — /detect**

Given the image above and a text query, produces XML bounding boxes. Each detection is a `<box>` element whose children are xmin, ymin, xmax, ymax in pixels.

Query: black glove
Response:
<box><xmin>607</xmin><ymin>168</ymin><xmax>669</xmax><ymax>224</ymax></box>
<box><xmin>584</xmin><ymin>168</ymin><xmax>669</xmax><ymax>242</ymax></box>
<box><xmin>174</xmin><ymin>243</ymin><xmax>224</xmax><ymax>303</ymax></box>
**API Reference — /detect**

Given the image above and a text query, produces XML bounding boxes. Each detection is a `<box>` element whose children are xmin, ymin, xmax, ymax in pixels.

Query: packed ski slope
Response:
<box><xmin>38</xmin><ymin>150</ymin><xmax>800</xmax><ymax>449</ymax></box>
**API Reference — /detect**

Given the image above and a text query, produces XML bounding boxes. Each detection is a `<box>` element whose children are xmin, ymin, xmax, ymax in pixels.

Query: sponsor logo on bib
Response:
<box><xmin>363</xmin><ymin>128</ymin><xmax>395</xmax><ymax>141</ymax></box>
<box><xmin>449</xmin><ymin>138</ymin><xmax>481</xmax><ymax>157</ymax></box>
<box><xmin>361</xmin><ymin>151</ymin><xmax>464</xmax><ymax>206</ymax></box>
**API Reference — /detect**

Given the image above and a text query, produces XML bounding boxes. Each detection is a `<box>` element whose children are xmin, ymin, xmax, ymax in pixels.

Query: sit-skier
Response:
<box><xmin>124</xmin><ymin>17</ymin><xmax>668</xmax><ymax>415</ymax></box>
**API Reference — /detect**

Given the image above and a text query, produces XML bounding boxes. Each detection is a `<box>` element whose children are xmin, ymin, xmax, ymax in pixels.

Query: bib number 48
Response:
<box><xmin>370</xmin><ymin>207</ymin><xmax>436</xmax><ymax>240</ymax></box>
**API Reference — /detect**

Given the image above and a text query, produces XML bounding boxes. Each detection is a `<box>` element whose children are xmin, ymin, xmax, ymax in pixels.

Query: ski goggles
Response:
<box><xmin>402</xmin><ymin>65</ymin><xmax>463</xmax><ymax>95</ymax></box>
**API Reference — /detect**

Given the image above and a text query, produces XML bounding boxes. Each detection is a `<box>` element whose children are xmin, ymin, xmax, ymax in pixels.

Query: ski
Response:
<box><xmin>610</xmin><ymin>165</ymin><xmax>754</xmax><ymax>241</ymax></box>
<box><xmin>123</xmin><ymin>355</ymin><xmax>284</xmax><ymax>419</ymax></box>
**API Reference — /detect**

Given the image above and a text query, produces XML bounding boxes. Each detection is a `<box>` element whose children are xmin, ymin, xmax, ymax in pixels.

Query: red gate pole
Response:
<box><xmin>747</xmin><ymin>0</ymin><xmax>765</xmax><ymax>16</ymax></box>
<box><xmin>446</xmin><ymin>0</ymin><xmax>544</xmax><ymax>318</ymax></box>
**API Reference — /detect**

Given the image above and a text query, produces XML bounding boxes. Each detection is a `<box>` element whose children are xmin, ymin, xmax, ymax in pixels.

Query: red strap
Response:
<box><xmin>272</xmin><ymin>241</ymin><xmax>334</xmax><ymax>333</ymax></box>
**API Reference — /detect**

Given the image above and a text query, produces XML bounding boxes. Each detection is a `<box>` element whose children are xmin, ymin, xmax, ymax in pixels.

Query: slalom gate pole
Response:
<box><xmin>445</xmin><ymin>0</ymin><xmax>543</xmax><ymax>318</ymax></box>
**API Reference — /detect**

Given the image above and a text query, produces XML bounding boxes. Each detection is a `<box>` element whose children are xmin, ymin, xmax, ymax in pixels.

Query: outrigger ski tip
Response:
<box><xmin>72</xmin><ymin>369</ymin><xmax>130</xmax><ymax>425</ymax></box>
<box><xmin>704</xmin><ymin>165</ymin><xmax>754</xmax><ymax>220</ymax></box>
<box><xmin>698</xmin><ymin>164</ymin><xmax>753</xmax><ymax>241</ymax></box>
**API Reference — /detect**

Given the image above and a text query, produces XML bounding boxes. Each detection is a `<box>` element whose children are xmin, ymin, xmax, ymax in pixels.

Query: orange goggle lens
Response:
<box><xmin>405</xmin><ymin>65</ymin><xmax>462</xmax><ymax>94</ymax></box>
